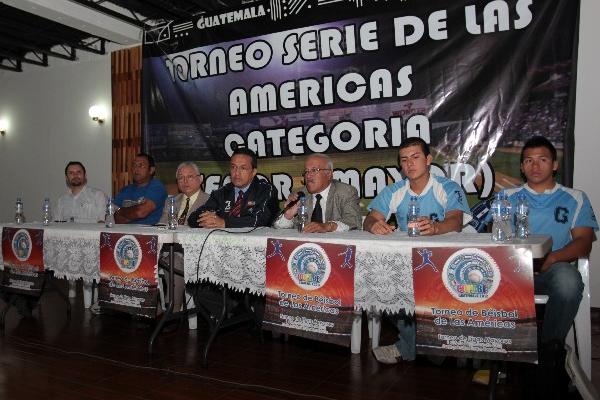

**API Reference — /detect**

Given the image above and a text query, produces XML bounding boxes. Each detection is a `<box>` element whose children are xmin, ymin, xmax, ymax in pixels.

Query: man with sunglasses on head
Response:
<box><xmin>273</xmin><ymin>153</ymin><xmax>362</xmax><ymax>232</ymax></box>
<box><xmin>188</xmin><ymin>148</ymin><xmax>279</xmax><ymax>228</ymax></box>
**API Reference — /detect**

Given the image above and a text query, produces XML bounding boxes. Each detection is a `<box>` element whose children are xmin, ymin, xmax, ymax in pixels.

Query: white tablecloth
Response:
<box><xmin>1</xmin><ymin>223</ymin><xmax>551</xmax><ymax>313</ymax></box>
<box><xmin>176</xmin><ymin>228</ymin><xmax>552</xmax><ymax>314</ymax></box>
<box><xmin>0</xmin><ymin>222</ymin><xmax>174</xmax><ymax>283</ymax></box>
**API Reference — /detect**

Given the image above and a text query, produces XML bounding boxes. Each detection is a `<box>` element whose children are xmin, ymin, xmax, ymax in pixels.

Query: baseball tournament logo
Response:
<box><xmin>287</xmin><ymin>243</ymin><xmax>331</xmax><ymax>291</ymax></box>
<box><xmin>113</xmin><ymin>235</ymin><xmax>142</xmax><ymax>274</ymax></box>
<box><xmin>442</xmin><ymin>248</ymin><xmax>500</xmax><ymax>304</ymax></box>
<box><xmin>12</xmin><ymin>229</ymin><xmax>32</xmax><ymax>262</ymax></box>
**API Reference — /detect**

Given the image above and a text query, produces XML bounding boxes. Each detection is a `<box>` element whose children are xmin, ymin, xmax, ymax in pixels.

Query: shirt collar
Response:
<box><xmin>407</xmin><ymin>174</ymin><xmax>433</xmax><ymax>197</ymax></box>
<box><xmin>313</xmin><ymin>183</ymin><xmax>332</xmax><ymax>199</ymax></box>
<box><xmin>523</xmin><ymin>182</ymin><xmax>560</xmax><ymax>195</ymax></box>
<box><xmin>183</xmin><ymin>190</ymin><xmax>200</xmax><ymax>205</ymax></box>
<box><xmin>234</xmin><ymin>183</ymin><xmax>251</xmax><ymax>199</ymax></box>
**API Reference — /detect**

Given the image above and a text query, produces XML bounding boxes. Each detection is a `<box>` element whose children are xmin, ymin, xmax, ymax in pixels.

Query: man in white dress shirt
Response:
<box><xmin>56</xmin><ymin>161</ymin><xmax>107</xmax><ymax>307</ymax></box>
<box><xmin>56</xmin><ymin>161</ymin><xmax>107</xmax><ymax>223</ymax></box>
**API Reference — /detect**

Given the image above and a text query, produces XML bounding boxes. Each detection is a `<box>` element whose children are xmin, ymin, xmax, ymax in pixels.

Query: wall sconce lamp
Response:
<box><xmin>88</xmin><ymin>105</ymin><xmax>107</xmax><ymax>123</ymax></box>
<box><xmin>0</xmin><ymin>118</ymin><xmax>8</xmax><ymax>135</ymax></box>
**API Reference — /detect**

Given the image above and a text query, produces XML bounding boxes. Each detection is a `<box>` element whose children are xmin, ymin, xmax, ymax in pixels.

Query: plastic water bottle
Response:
<box><xmin>105</xmin><ymin>197</ymin><xmax>115</xmax><ymax>228</ymax></box>
<box><xmin>407</xmin><ymin>195</ymin><xmax>420</xmax><ymax>237</ymax></box>
<box><xmin>167</xmin><ymin>196</ymin><xmax>178</xmax><ymax>230</ymax></box>
<box><xmin>15</xmin><ymin>197</ymin><xmax>25</xmax><ymax>224</ymax></box>
<box><xmin>500</xmin><ymin>192</ymin><xmax>513</xmax><ymax>239</ymax></box>
<box><xmin>491</xmin><ymin>193</ymin><xmax>508</xmax><ymax>242</ymax></box>
<box><xmin>297</xmin><ymin>196</ymin><xmax>308</xmax><ymax>232</ymax></box>
<box><xmin>515</xmin><ymin>193</ymin><xmax>529</xmax><ymax>239</ymax></box>
<box><xmin>42</xmin><ymin>197</ymin><xmax>52</xmax><ymax>226</ymax></box>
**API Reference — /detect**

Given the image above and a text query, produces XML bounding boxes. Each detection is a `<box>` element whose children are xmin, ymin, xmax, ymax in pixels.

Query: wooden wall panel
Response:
<box><xmin>111</xmin><ymin>46</ymin><xmax>142</xmax><ymax>196</ymax></box>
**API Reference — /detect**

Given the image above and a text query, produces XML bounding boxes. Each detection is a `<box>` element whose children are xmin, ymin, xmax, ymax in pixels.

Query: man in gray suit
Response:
<box><xmin>273</xmin><ymin>154</ymin><xmax>362</xmax><ymax>232</ymax></box>
<box><xmin>159</xmin><ymin>162</ymin><xmax>208</xmax><ymax>313</ymax></box>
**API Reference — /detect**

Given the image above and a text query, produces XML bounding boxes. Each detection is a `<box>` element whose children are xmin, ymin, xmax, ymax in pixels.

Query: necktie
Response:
<box><xmin>311</xmin><ymin>194</ymin><xmax>323</xmax><ymax>223</ymax></box>
<box><xmin>230</xmin><ymin>191</ymin><xmax>244</xmax><ymax>217</ymax></box>
<box><xmin>178</xmin><ymin>197</ymin><xmax>190</xmax><ymax>225</ymax></box>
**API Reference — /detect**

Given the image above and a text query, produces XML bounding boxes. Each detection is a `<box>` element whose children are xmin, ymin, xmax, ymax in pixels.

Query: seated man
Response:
<box><xmin>56</xmin><ymin>161</ymin><xmax>107</xmax><ymax>306</ymax></box>
<box><xmin>364</xmin><ymin>137</ymin><xmax>470</xmax><ymax>364</ymax></box>
<box><xmin>114</xmin><ymin>153</ymin><xmax>167</xmax><ymax>225</ymax></box>
<box><xmin>158</xmin><ymin>162</ymin><xmax>208</xmax><ymax>312</ymax></box>
<box><xmin>497</xmin><ymin>136</ymin><xmax>597</xmax><ymax>395</ymax></box>
<box><xmin>273</xmin><ymin>154</ymin><xmax>362</xmax><ymax>232</ymax></box>
<box><xmin>188</xmin><ymin>148</ymin><xmax>279</xmax><ymax>228</ymax></box>
<box><xmin>187</xmin><ymin>148</ymin><xmax>279</xmax><ymax>322</ymax></box>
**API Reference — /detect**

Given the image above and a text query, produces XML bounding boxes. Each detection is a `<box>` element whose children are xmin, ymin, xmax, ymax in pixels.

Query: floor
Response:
<box><xmin>1</xmin><ymin>280</ymin><xmax>599</xmax><ymax>400</ymax></box>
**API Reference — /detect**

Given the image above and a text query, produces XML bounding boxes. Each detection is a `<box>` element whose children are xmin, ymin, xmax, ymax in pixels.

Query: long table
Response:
<box><xmin>176</xmin><ymin>228</ymin><xmax>552</xmax><ymax>314</ymax></box>
<box><xmin>1</xmin><ymin>223</ymin><xmax>552</xmax><ymax>355</ymax></box>
<box><xmin>0</xmin><ymin>222</ymin><xmax>173</xmax><ymax>282</ymax></box>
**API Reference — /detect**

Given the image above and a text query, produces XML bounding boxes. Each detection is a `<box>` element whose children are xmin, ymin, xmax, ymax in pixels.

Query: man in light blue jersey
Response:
<box><xmin>364</xmin><ymin>137</ymin><xmax>470</xmax><ymax>364</ymax></box>
<box><xmin>499</xmin><ymin>136</ymin><xmax>597</xmax><ymax>395</ymax></box>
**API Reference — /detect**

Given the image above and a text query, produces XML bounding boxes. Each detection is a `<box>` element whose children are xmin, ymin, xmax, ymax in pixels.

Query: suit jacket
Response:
<box><xmin>279</xmin><ymin>180</ymin><xmax>362</xmax><ymax>230</ymax></box>
<box><xmin>188</xmin><ymin>177</ymin><xmax>279</xmax><ymax>228</ymax></box>
<box><xmin>159</xmin><ymin>190</ymin><xmax>209</xmax><ymax>226</ymax></box>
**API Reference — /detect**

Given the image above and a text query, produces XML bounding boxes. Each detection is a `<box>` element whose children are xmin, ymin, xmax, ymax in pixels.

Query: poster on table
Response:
<box><xmin>98</xmin><ymin>232</ymin><xmax>159</xmax><ymax>317</ymax></box>
<box><xmin>143</xmin><ymin>0</ymin><xmax>578</xmax><ymax>218</ymax></box>
<box><xmin>413</xmin><ymin>246</ymin><xmax>536</xmax><ymax>363</ymax></box>
<box><xmin>263</xmin><ymin>238</ymin><xmax>355</xmax><ymax>346</ymax></box>
<box><xmin>0</xmin><ymin>227</ymin><xmax>45</xmax><ymax>295</ymax></box>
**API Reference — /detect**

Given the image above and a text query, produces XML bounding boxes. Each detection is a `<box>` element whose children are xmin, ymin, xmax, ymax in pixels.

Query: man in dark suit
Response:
<box><xmin>188</xmin><ymin>148</ymin><xmax>279</xmax><ymax>228</ymax></box>
<box><xmin>273</xmin><ymin>154</ymin><xmax>362</xmax><ymax>232</ymax></box>
<box><xmin>159</xmin><ymin>162</ymin><xmax>209</xmax><ymax>313</ymax></box>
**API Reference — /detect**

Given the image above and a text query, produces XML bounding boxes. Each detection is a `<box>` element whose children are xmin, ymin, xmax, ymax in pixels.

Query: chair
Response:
<box><xmin>535</xmin><ymin>257</ymin><xmax>591</xmax><ymax>380</ymax></box>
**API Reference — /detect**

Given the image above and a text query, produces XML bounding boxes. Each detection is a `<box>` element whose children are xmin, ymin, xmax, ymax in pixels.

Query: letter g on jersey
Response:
<box><xmin>554</xmin><ymin>207</ymin><xmax>569</xmax><ymax>224</ymax></box>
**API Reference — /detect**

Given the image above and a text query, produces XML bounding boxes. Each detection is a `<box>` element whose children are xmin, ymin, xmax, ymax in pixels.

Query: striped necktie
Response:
<box><xmin>177</xmin><ymin>197</ymin><xmax>190</xmax><ymax>225</ymax></box>
<box><xmin>230</xmin><ymin>191</ymin><xmax>244</xmax><ymax>217</ymax></box>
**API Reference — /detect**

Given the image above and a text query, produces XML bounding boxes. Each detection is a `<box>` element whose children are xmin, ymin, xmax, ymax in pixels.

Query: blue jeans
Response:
<box><xmin>392</xmin><ymin>310</ymin><xmax>416</xmax><ymax>361</ymax></box>
<box><xmin>534</xmin><ymin>261</ymin><xmax>583</xmax><ymax>343</ymax></box>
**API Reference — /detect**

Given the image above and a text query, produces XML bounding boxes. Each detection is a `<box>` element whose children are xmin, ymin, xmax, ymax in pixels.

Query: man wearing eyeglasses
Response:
<box><xmin>157</xmin><ymin>162</ymin><xmax>209</xmax><ymax>314</ymax></box>
<box><xmin>273</xmin><ymin>153</ymin><xmax>362</xmax><ymax>232</ymax></box>
<box><xmin>159</xmin><ymin>162</ymin><xmax>208</xmax><ymax>226</ymax></box>
<box><xmin>188</xmin><ymin>148</ymin><xmax>279</xmax><ymax>228</ymax></box>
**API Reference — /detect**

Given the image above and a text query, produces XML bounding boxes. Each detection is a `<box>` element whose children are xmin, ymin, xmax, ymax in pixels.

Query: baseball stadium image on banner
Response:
<box><xmin>142</xmin><ymin>0</ymin><xmax>578</xmax><ymax>213</ymax></box>
<box><xmin>412</xmin><ymin>246</ymin><xmax>537</xmax><ymax>363</ymax></box>
<box><xmin>263</xmin><ymin>238</ymin><xmax>355</xmax><ymax>346</ymax></box>
<box><xmin>98</xmin><ymin>232</ymin><xmax>159</xmax><ymax>318</ymax></box>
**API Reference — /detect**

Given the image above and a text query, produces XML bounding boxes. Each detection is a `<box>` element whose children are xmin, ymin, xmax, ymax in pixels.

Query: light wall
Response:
<box><xmin>0</xmin><ymin>53</ymin><xmax>112</xmax><ymax>222</ymax></box>
<box><xmin>574</xmin><ymin>0</ymin><xmax>600</xmax><ymax>306</ymax></box>
<box><xmin>0</xmin><ymin>1</ymin><xmax>599</xmax><ymax>304</ymax></box>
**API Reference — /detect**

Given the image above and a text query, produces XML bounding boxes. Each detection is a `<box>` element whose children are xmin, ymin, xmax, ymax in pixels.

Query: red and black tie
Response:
<box><xmin>230</xmin><ymin>191</ymin><xmax>244</xmax><ymax>217</ymax></box>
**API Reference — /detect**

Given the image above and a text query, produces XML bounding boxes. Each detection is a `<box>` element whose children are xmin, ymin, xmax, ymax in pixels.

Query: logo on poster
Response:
<box><xmin>288</xmin><ymin>243</ymin><xmax>331</xmax><ymax>291</ymax></box>
<box><xmin>442</xmin><ymin>248</ymin><xmax>500</xmax><ymax>304</ymax></box>
<box><xmin>12</xmin><ymin>229</ymin><xmax>32</xmax><ymax>262</ymax></box>
<box><xmin>113</xmin><ymin>235</ymin><xmax>142</xmax><ymax>274</ymax></box>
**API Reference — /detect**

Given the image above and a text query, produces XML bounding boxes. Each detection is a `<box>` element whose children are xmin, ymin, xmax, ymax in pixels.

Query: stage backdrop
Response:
<box><xmin>142</xmin><ymin>0</ymin><xmax>578</xmax><ymax>211</ymax></box>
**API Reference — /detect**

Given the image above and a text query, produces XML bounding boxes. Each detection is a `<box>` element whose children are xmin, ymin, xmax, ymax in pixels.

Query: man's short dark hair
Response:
<box><xmin>64</xmin><ymin>161</ymin><xmax>86</xmax><ymax>176</ymax></box>
<box><xmin>231</xmin><ymin>148</ymin><xmax>258</xmax><ymax>169</ymax></box>
<box><xmin>520</xmin><ymin>136</ymin><xmax>557</xmax><ymax>163</ymax></box>
<box><xmin>398</xmin><ymin>137</ymin><xmax>431</xmax><ymax>157</ymax></box>
<box><xmin>136</xmin><ymin>153</ymin><xmax>156</xmax><ymax>168</ymax></box>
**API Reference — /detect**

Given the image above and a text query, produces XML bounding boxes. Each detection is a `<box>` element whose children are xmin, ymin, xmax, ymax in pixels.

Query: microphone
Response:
<box><xmin>275</xmin><ymin>192</ymin><xmax>306</xmax><ymax>221</ymax></box>
<box><xmin>283</xmin><ymin>191</ymin><xmax>306</xmax><ymax>211</ymax></box>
